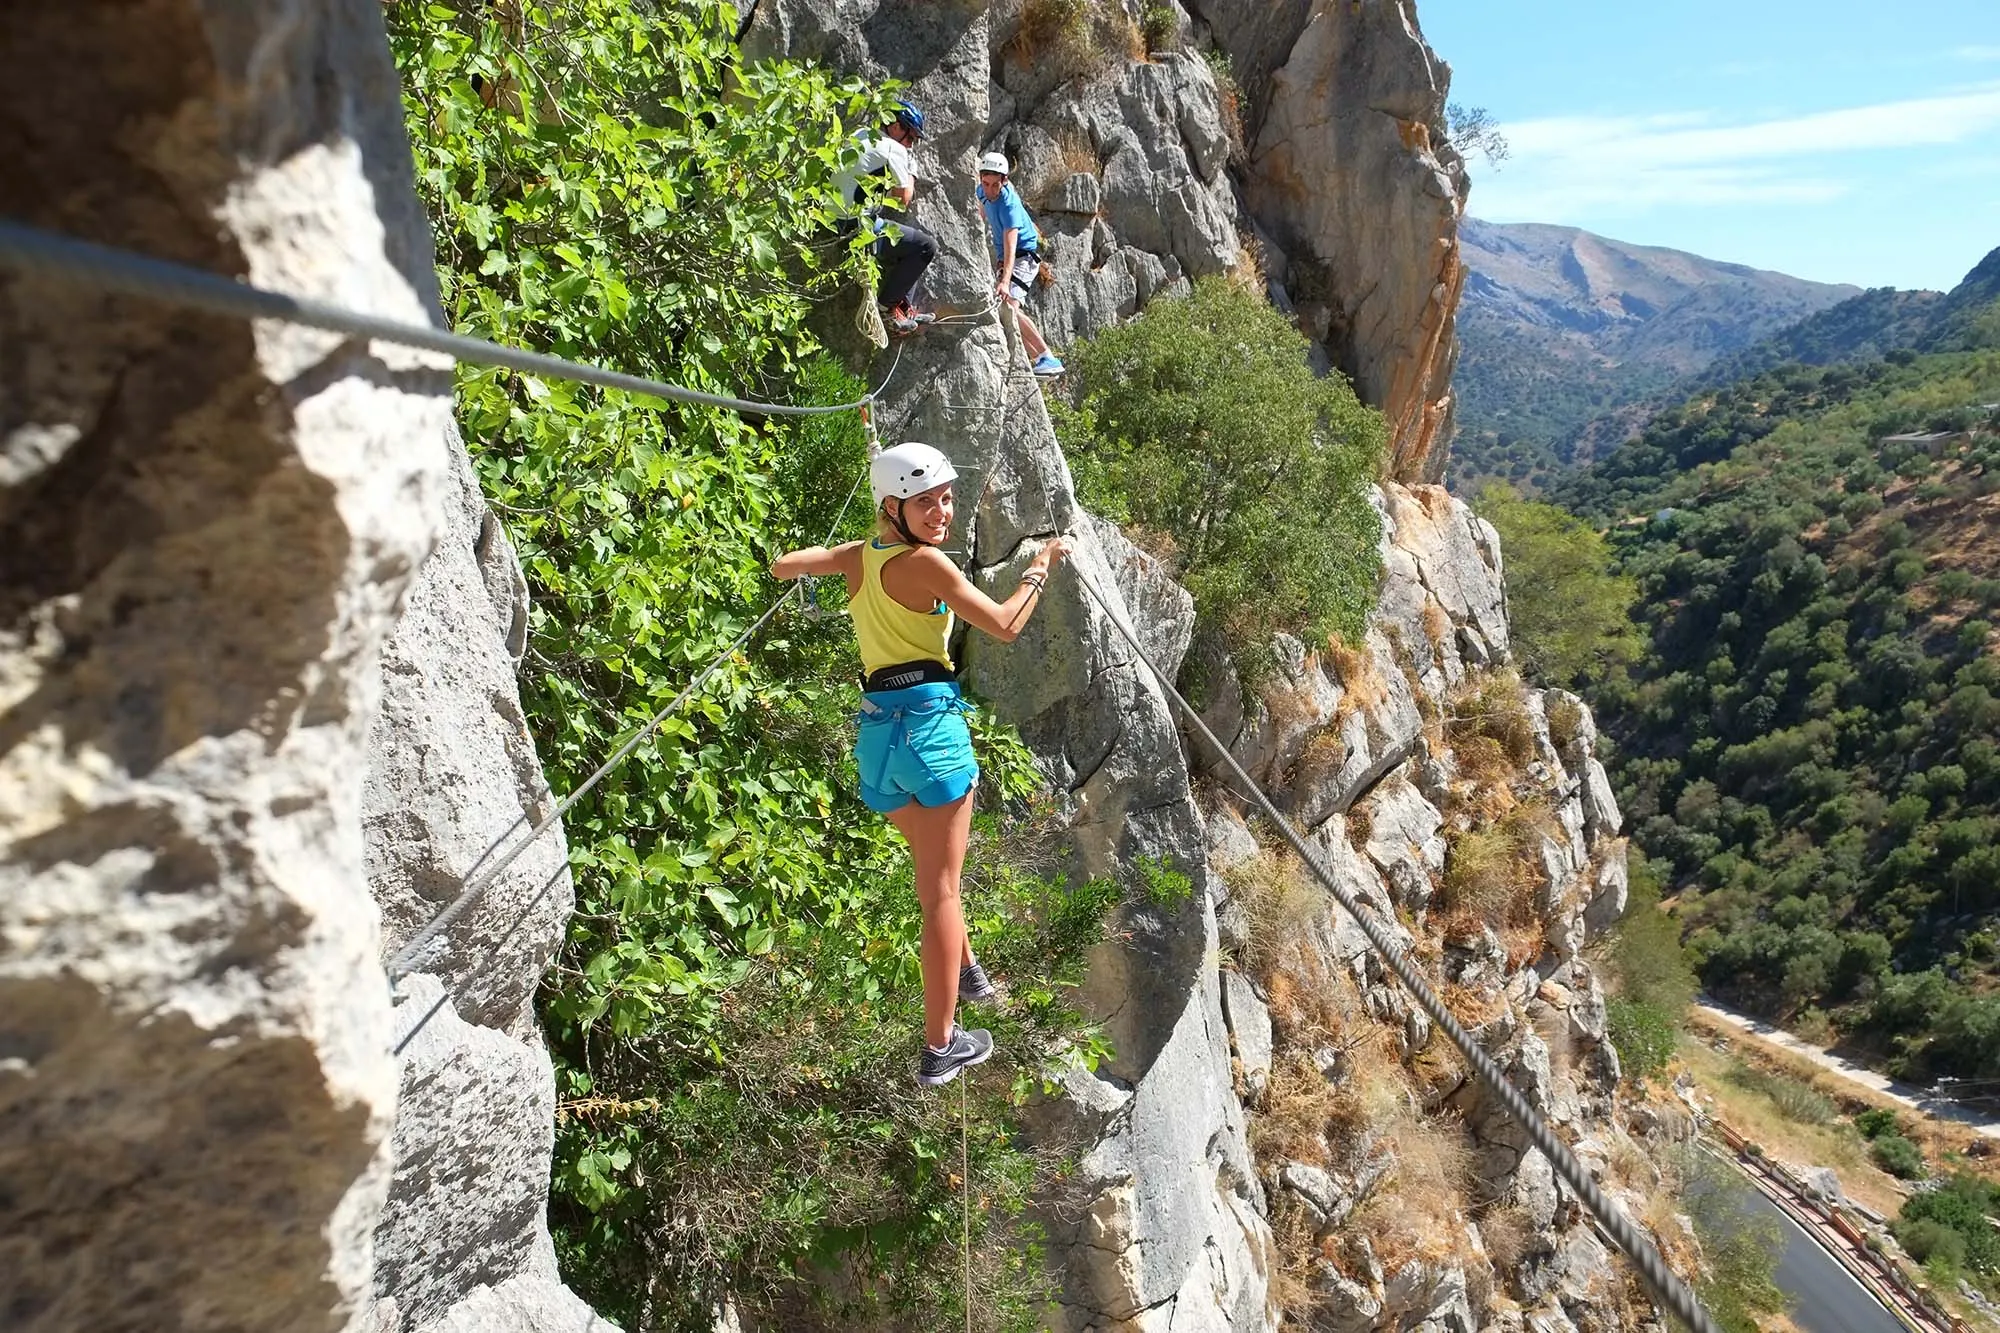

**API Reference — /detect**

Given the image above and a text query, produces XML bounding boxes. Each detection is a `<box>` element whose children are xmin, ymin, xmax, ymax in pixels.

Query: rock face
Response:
<box><xmin>361</xmin><ymin>435</ymin><xmax>600</xmax><ymax>1333</ymax></box>
<box><xmin>0</xmin><ymin>2</ymin><xmax>450</xmax><ymax>1328</ymax></box>
<box><xmin>0</xmin><ymin>4</ymin><xmax>595</xmax><ymax>1331</ymax></box>
<box><xmin>742</xmin><ymin>5</ymin><xmax>1657</xmax><ymax>1331</ymax></box>
<box><xmin>1194</xmin><ymin>0</ymin><xmax>1471</xmax><ymax>481</ymax></box>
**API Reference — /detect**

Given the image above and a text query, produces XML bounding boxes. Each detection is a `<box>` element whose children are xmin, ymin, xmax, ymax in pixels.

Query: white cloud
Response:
<box><xmin>1474</xmin><ymin>84</ymin><xmax>2000</xmax><ymax>218</ymax></box>
<box><xmin>1955</xmin><ymin>45</ymin><xmax>2000</xmax><ymax>61</ymax></box>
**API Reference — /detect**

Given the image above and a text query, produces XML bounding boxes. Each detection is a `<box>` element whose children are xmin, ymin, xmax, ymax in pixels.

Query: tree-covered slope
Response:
<box><xmin>1549</xmin><ymin>262</ymin><xmax>2000</xmax><ymax>1087</ymax></box>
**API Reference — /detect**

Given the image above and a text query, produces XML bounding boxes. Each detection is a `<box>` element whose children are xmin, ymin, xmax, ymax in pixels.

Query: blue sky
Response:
<box><xmin>1418</xmin><ymin>0</ymin><xmax>2000</xmax><ymax>291</ymax></box>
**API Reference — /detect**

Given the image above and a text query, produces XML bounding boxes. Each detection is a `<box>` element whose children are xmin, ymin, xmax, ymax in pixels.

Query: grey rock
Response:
<box><xmin>1584</xmin><ymin>853</ymin><xmax>1629</xmax><ymax>941</ymax></box>
<box><xmin>1238</xmin><ymin>1</ymin><xmax>1469</xmax><ymax>479</ymax></box>
<box><xmin>0</xmin><ymin>2</ymin><xmax>455</xmax><ymax>1327</ymax></box>
<box><xmin>1222</xmin><ymin>968</ymin><xmax>1274</xmax><ymax>1097</ymax></box>
<box><xmin>375</xmin><ymin>978</ymin><xmax>575</xmax><ymax>1329</ymax></box>
<box><xmin>1050</xmin><ymin>170</ymin><xmax>1103</xmax><ymax>215</ymax></box>
<box><xmin>1206</xmin><ymin>802</ymin><xmax>1262</xmax><ymax>874</ymax></box>
<box><xmin>1281</xmin><ymin>1162</ymin><xmax>1345</xmax><ymax>1221</ymax></box>
<box><xmin>1357</xmin><ymin>766</ymin><xmax>1446</xmax><ymax>912</ymax></box>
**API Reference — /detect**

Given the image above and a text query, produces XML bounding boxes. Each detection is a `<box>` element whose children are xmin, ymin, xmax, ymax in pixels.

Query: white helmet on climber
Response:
<box><xmin>871</xmin><ymin>441</ymin><xmax>959</xmax><ymax>548</ymax></box>
<box><xmin>977</xmin><ymin>151</ymin><xmax>1010</xmax><ymax>177</ymax></box>
<box><xmin>871</xmin><ymin>440</ymin><xmax>959</xmax><ymax>509</ymax></box>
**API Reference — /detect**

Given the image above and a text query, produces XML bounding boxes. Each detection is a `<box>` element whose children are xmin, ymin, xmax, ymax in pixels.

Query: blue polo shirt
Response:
<box><xmin>975</xmin><ymin>182</ymin><xmax>1040</xmax><ymax>262</ymax></box>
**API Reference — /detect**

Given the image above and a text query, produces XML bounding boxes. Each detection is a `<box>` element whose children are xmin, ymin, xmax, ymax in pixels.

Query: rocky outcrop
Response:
<box><xmin>1</xmin><ymin>4</ymin><xmax>596</xmax><ymax>1331</ymax></box>
<box><xmin>740</xmin><ymin>4</ymin><xmax>1658</xmax><ymax>1329</ymax></box>
<box><xmin>0</xmin><ymin>2</ymin><xmax>451</xmax><ymax>1327</ymax></box>
<box><xmin>361</xmin><ymin>435</ymin><xmax>600</xmax><ymax>1333</ymax></box>
<box><xmin>1192</xmin><ymin>0</ymin><xmax>1470</xmax><ymax>481</ymax></box>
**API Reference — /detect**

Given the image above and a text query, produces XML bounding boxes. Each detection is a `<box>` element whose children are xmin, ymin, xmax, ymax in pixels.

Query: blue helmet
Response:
<box><xmin>893</xmin><ymin>101</ymin><xmax>925</xmax><ymax>138</ymax></box>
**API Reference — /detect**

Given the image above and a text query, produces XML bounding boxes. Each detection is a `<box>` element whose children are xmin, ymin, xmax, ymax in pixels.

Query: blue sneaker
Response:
<box><xmin>1031</xmin><ymin>353</ymin><xmax>1065</xmax><ymax>378</ymax></box>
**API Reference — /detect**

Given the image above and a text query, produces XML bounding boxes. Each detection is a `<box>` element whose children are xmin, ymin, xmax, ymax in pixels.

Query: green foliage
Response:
<box><xmin>1674</xmin><ymin>1147</ymin><xmax>1790</xmax><ymax>1333</ymax></box>
<box><xmin>1601</xmin><ymin>854</ymin><xmax>1695</xmax><ymax>1081</ymax></box>
<box><xmin>1894</xmin><ymin>1173</ymin><xmax>2000</xmax><ymax>1281</ymax></box>
<box><xmin>1549</xmin><ymin>336</ymin><xmax>2000</xmax><ymax>1083</ymax></box>
<box><xmin>389</xmin><ymin>5</ymin><xmax>1114</xmax><ymax>1323</ymax></box>
<box><xmin>1724</xmin><ymin>1063</ymin><xmax>1837</xmax><ymax>1126</ymax></box>
<box><xmin>1868</xmin><ymin>1132</ymin><xmax>1927</xmax><ymax>1180</ymax></box>
<box><xmin>1013</xmin><ymin>0</ymin><xmax>1138</xmax><ymax>77</ymax></box>
<box><xmin>1852</xmin><ymin>1107</ymin><xmax>1901</xmax><ymax>1140</ymax></box>
<box><xmin>1605</xmin><ymin>999</ymin><xmax>1677</xmax><ymax>1080</ymax></box>
<box><xmin>1473</xmin><ymin>484</ymin><xmax>1642</xmax><ymax>687</ymax></box>
<box><xmin>1131</xmin><ymin>855</ymin><xmax>1194</xmax><ymax>909</ymax></box>
<box><xmin>1054</xmin><ymin>276</ymin><xmax>1386</xmax><ymax>665</ymax></box>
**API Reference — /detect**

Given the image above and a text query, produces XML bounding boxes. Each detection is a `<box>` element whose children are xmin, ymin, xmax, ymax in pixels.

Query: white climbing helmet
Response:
<box><xmin>978</xmin><ymin>151</ymin><xmax>1010</xmax><ymax>176</ymax></box>
<box><xmin>870</xmin><ymin>441</ymin><xmax>960</xmax><ymax>509</ymax></box>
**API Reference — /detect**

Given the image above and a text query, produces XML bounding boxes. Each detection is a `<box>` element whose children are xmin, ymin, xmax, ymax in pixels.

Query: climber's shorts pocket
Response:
<box><xmin>855</xmin><ymin>681</ymin><xmax>978</xmax><ymax>813</ymax></box>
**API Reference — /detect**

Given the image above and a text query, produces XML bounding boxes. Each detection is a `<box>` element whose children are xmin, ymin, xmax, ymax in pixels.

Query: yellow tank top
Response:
<box><xmin>851</xmin><ymin>539</ymin><xmax>955</xmax><ymax>678</ymax></box>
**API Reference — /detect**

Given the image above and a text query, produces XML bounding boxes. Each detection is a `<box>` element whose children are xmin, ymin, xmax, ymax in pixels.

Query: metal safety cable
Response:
<box><xmin>0</xmin><ymin>221</ymin><xmax>872</xmax><ymax>417</ymax></box>
<box><xmin>1066</xmin><ymin>564</ymin><xmax>1721</xmax><ymax>1333</ymax></box>
<box><xmin>387</xmin><ymin>465</ymin><xmax>871</xmax><ymax>988</ymax></box>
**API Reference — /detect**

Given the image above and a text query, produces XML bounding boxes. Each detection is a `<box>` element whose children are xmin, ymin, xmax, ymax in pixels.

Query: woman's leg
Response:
<box><xmin>886</xmin><ymin>790</ymin><xmax>975</xmax><ymax>1048</ymax></box>
<box><xmin>1017</xmin><ymin>308</ymin><xmax>1050</xmax><ymax>360</ymax></box>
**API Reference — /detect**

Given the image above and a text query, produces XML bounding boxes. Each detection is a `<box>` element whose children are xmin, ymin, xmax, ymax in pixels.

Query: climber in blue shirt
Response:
<box><xmin>974</xmin><ymin>153</ymin><xmax>1063</xmax><ymax>378</ymax></box>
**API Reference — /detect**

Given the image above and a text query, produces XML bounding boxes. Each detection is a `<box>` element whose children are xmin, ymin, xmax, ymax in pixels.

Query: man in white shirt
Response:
<box><xmin>833</xmin><ymin>101</ymin><xmax>937</xmax><ymax>335</ymax></box>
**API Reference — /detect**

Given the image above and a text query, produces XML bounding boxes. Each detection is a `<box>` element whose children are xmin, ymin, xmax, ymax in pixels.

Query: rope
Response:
<box><xmin>1063</xmin><ymin>563</ymin><xmax>1722</xmax><ymax>1333</ymax></box>
<box><xmin>961</xmin><ymin>1075</ymin><xmax>972</xmax><ymax>1333</ymax></box>
<box><xmin>0</xmin><ymin>221</ymin><xmax>871</xmax><ymax>418</ymax></box>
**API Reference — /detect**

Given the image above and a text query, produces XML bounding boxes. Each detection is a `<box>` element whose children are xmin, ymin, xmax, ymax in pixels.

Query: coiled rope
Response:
<box><xmin>1065</xmin><ymin>562</ymin><xmax>1721</xmax><ymax>1333</ymax></box>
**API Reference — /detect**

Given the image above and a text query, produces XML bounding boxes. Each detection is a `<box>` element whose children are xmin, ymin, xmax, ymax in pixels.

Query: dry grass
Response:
<box><xmin>1346</xmin><ymin>1104</ymin><xmax>1479</xmax><ymax>1271</ymax></box>
<box><xmin>1423</xmin><ymin>599</ymin><xmax>1453</xmax><ymax>650</ymax></box>
<box><xmin>1478</xmin><ymin>1201</ymin><xmax>1535</xmax><ymax>1275</ymax></box>
<box><xmin>1546</xmin><ymin>693</ymin><xmax>1586</xmax><ymax>753</ymax></box>
<box><xmin>1685</xmin><ymin>1009</ymin><xmax>2000</xmax><ymax>1194</ymax></box>
<box><xmin>1224</xmin><ymin>850</ymin><xmax>1322</xmax><ymax>987</ymax></box>
<box><xmin>1229</xmin><ymin>225</ymin><xmax>1269</xmax><ymax>293</ymax></box>
<box><xmin>1325</xmin><ymin>634</ymin><xmax>1391</xmax><ymax>722</ymax></box>
<box><xmin>1012</xmin><ymin>0</ymin><xmax>1141</xmax><ymax>78</ymax></box>
<box><xmin>1445</xmin><ymin>671</ymin><xmax>1538</xmax><ymax>776</ymax></box>
<box><xmin>1676</xmin><ymin>1035</ymin><xmax>1911</xmax><ymax>1219</ymax></box>
<box><xmin>1053</xmin><ymin>126</ymin><xmax>1100</xmax><ymax>180</ymax></box>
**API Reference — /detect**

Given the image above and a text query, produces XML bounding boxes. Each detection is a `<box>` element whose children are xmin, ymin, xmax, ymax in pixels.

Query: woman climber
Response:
<box><xmin>771</xmin><ymin>441</ymin><xmax>1072</xmax><ymax>1085</ymax></box>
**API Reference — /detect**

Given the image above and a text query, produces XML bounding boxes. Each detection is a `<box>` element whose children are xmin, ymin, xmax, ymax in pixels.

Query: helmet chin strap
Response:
<box><xmin>883</xmin><ymin>497</ymin><xmax>932</xmax><ymax>548</ymax></box>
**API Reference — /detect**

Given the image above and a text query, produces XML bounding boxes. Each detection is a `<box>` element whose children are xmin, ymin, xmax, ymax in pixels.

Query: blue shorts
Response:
<box><xmin>855</xmin><ymin>681</ymin><xmax>979</xmax><ymax>813</ymax></box>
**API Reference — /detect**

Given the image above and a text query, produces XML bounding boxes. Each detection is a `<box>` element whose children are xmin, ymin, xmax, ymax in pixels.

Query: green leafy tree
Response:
<box><xmin>1474</xmin><ymin>483</ymin><xmax>1642</xmax><ymax>687</ymax></box>
<box><xmin>390</xmin><ymin>5</ymin><xmax>1116</xmax><ymax>1326</ymax></box>
<box><xmin>1674</xmin><ymin>1147</ymin><xmax>1790</xmax><ymax>1333</ymax></box>
<box><xmin>1053</xmin><ymin>275</ymin><xmax>1387</xmax><ymax>664</ymax></box>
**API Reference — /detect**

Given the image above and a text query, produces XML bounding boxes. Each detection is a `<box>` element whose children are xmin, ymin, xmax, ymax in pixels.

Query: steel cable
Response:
<box><xmin>1066</xmin><ymin>563</ymin><xmax>1721</xmax><ymax>1333</ymax></box>
<box><xmin>0</xmin><ymin>221</ymin><xmax>872</xmax><ymax>417</ymax></box>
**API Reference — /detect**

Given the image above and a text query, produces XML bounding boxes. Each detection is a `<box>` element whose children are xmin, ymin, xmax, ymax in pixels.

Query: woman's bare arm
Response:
<box><xmin>771</xmin><ymin>540</ymin><xmax>863</xmax><ymax>582</ymax></box>
<box><xmin>896</xmin><ymin>539</ymin><xmax>1072</xmax><ymax>643</ymax></box>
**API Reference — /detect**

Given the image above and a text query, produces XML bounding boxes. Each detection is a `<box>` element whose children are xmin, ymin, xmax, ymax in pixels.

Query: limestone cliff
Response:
<box><xmin>745</xmin><ymin>3</ymin><xmax>1666</xmax><ymax>1330</ymax></box>
<box><xmin>0</xmin><ymin>4</ymin><xmax>594</xmax><ymax>1331</ymax></box>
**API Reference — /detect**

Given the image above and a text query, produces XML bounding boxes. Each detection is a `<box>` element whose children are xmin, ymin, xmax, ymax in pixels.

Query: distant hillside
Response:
<box><xmin>1451</xmin><ymin>219</ymin><xmax>1858</xmax><ymax>492</ymax></box>
<box><xmin>1548</xmin><ymin>247</ymin><xmax>2000</xmax><ymax>1087</ymax></box>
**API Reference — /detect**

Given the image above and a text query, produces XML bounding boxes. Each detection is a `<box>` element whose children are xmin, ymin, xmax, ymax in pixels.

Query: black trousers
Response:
<box><xmin>873</xmin><ymin>218</ymin><xmax>937</xmax><ymax>309</ymax></box>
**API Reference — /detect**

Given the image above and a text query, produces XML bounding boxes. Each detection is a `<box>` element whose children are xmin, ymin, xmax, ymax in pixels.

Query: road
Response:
<box><xmin>1695</xmin><ymin>998</ymin><xmax>2000</xmax><ymax>1141</ymax></box>
<box><xmin>1742</xmin><ymin>1190</ymin><xmax>1906</xmax><ymax>1333</ymax></box>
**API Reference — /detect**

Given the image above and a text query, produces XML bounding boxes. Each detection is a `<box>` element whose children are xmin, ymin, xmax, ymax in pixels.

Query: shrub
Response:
<box><xmin>1056</xmin><ymin>276</ymin><xmax>1386</xmax><ymax>663</ymax></box>
<box><xmin>1015</xmin><ymin>0</ymin><xmax>1141</xmax><ymax>77</ymax></box>
<box><xmin>1606</xmin><ymin>998</ymin><xmax>1677</xmax><ymax>1080</ymax></box>
<box><xmin>1724</xmin><ymin>1063</ymin><xmax>1836</xmax><ymax>1126</ymax></box>
<box><xmin>1853</xmin><ymin>1107</ymin><xmax>1901</xmax><ymax>1140</ymax></box>
<box><xmin>1869</xmin><ymin>1133</ymin><xmax>1928</xmax><ymax>1179</ymax></box>
<box><xmin>1473</xmin><ymin>484</ymin><xmax>1643</xmax><ymax>687</ymax></box>
<box><xmin>1895</xmin><ymin>1174</ymin><xmax>2000</xmax><ymax>1277</ymax></box>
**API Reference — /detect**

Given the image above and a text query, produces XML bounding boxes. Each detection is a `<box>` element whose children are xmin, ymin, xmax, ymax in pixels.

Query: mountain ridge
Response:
<box><xmin>1452</xmin><ymin>217</ymin><xmax>1860</xmax><ymax>490</ymax></box>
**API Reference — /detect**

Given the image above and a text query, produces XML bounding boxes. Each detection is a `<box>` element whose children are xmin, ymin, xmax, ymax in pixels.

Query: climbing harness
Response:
<box><xmin>1063</xmin><ymin>562</ymin><xmax>1722</xmax><ymax>1333</ymax></box>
